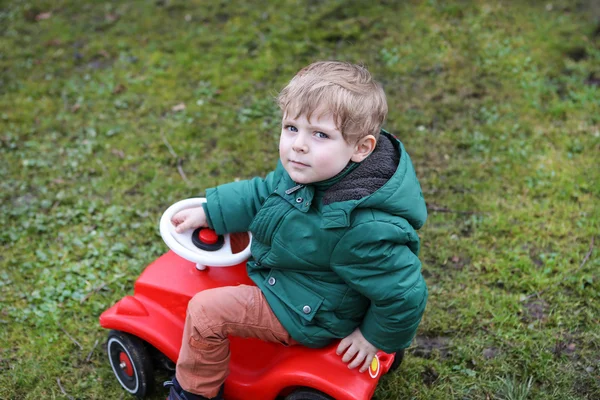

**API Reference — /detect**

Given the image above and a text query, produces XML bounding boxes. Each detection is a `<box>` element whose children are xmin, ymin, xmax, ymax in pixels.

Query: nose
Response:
<box><xmin>292</xmin><ymin>134</ymin><xmax>308</xmax><ymax>153</ymax></box>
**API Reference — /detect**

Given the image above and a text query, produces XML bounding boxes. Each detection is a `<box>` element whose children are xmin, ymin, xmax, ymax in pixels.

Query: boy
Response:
<box><xmin>166</xmin><ymin>61</ymin><xmax>428</xmax><ymax>400</ymax></box>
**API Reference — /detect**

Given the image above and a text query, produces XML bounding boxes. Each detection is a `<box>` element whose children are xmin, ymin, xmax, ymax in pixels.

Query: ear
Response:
<box><xmin>350</xmin><ymin>135</ymin><xmax>377</xmax><ymax>162</ymax></box>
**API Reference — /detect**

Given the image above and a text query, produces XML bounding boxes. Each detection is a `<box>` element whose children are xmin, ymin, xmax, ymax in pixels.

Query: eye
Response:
<box><xmin>284</xmin><ymin>125</ymin><xmax>298</xmax><ymax>132</ymax></box>
<box><xmin>315</xmin><ymin>131</ymin><xmax>329</xmax><ymax>139</ymax></box>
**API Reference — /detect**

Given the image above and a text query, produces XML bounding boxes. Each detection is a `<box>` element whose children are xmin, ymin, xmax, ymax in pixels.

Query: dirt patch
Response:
<box><xmin>528</xmin><ymin>249</ymin><xmax>544</xmax><ymax>267</ymax></box>
<box><xmin>483</xmin><ymin>347</ymin><xmax>500</xmax><ymax>360</ymax></box>
<box><xmin>422</xmin><ymin>366</ymin><xmax>439</xmax><ymax>386</ymax></box>
<box><xmin>459</xmin><ymin>222</ymin><xmax>474</xmax><ymax>238</ymax></box>
<box><xmin>527</xmin><ymin>245</ymin><xmax>556</xmax><ymax>268</ymax></box>
<box><xmin>554</xmin><ymin>341</ymin><xmax>578</xmax><ymax>357</ymax></box>
<box><xmin>0</xmin><ymin>348</ymin><xmax>17</xmax><ymax>372</ymax></box>
<box><xmin>585</xmin><ymin>72</ymin><xmax>600</xmax><ymax>87</ymax></box>
<box><xmin>565</xmin><ymin>46</ymin><xmax>588</xmax><ymax>61</ymax></box>
<box><xmin>410</xmin><ymin>336</ymin><xmax>451</xmax><ymax>359</ymax></box>
<box><xmin>124</xmin><ymin>183</ymin><xmax>141</xmax><ymax>197</ymax></box>
<box><xmin>572</xmin><ymin>374</ymin><xmax>600</xmax><ymax>399</ymax></box>
<box><xmin>87</xmin><ymin>57</ymin><xmax>114</xmax><ymax>70</ymax></box>
<box><xmin>445</xmin><ymin>255</ymin><xmax>470</xmax><ymax>271</ymax></box>
<box><xmin>522</xmin><ymin>298</ymin><xmax>549</xmax><ymax>321</ymax></box>
<box><xmin>553</xmin><ymin>334</ymin><xmax>583</xmax><ymax>360</ymax></box>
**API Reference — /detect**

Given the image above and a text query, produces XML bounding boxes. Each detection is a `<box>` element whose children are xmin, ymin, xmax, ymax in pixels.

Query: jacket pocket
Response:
<box><xmin>263</xmin><ymin>270</ymin><xmax>324</xmax><ymax>322</ymax></box>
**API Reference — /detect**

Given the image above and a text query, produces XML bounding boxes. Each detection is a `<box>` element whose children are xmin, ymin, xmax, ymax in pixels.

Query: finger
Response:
<box><xmin>175</xmin><ymin>220</ymin><xmax>190</xmax><ymax>233</ymax></box>
<box><xmin>172</xmin><ymin>210</ymin><xmax>185</xmax><ymax>221</ymax></box>
<box><xmin>359</xmin><ymin>354</ymin><xmax>374</xmax><ymax>373</ymax></box>
<box><xmin>348</xmin><ymin>350</ymin><xmax>366</xmax><ymax>369</ymax></box>
<box><xmin>341</xmin><ymin>345</ymin><xmax>358</xmax><ymax>363</ymax></box>
<box><xmin>336</xmin><ymin>339</ymin><xmax>351</xmax><ymax>355</ymax></box>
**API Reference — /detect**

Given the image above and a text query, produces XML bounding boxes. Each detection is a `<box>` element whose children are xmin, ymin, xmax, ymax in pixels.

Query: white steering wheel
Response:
<box><xmin>159</xmin><ymin>198</ymin><xmax>252</xmax><ymax>270</ymax></box>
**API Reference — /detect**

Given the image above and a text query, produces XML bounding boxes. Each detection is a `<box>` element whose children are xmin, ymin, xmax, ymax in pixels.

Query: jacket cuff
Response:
<box><xmin>204</xmin><ymin>187</ymin><xmax>227</xmax><ymax>234</ymax></box>
<box><xmin>201</xmin><ymin>202</ymin><xmax>214</xmax><ymax>230</ymax></box>
<box><xmin>359</xmin><ymin>311</ymin><xmax>422</xmax><ymax>353</ymax></box>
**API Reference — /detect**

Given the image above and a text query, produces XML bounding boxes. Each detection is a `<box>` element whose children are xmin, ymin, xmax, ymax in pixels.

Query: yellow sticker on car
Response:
<box><xmin>369</xmin><ymin>354</ymin><xmax>380</xmax><ymax>378</ymax></box>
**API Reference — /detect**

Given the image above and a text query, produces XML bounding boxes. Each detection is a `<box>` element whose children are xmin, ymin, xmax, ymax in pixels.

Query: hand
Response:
<box><xmin>336</xmin><ymin>327</ymin><xmax>379</xmax><ymax>373</ymax></box>
<box><xmin>171</xmin><ymin>206</ymin><xmax>207</xmax><ymax>233</ymax></box>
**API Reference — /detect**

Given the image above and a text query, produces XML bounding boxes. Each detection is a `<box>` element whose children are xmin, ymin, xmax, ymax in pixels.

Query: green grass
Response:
<box><xmin>1</xmin><ymin>0</ymin><xmax>599</xmax><ymax>399</ymax></box>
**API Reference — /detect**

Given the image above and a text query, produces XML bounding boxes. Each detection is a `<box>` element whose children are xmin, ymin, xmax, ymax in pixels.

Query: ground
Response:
<box><xmin>0</xmin><ymin>1</ymin><xmax>599</xmax><ymax>399</ymax></box>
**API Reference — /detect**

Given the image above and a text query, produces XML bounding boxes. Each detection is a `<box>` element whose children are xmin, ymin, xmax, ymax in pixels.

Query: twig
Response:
<box><xmin>162</xmin><ymin>132</ymin><xmax>178</xmax><ymax>158</ymax></box>
<box><xmin>60</xmin><ymin>326</ymin><xmax>83</xmax><ymax>350</ymax></box>
<box><xmin>521</xmin><ymin>236</ymin><xmax>595</xmax><ymax>302</ymax></box>
<box><xmin>176</xmin><ymin>158</ymin><xmax>189</xmax><ymax>184</ymax></box>
<box><xmin>50</xmin><ymin>200</ymin><xmax>61</xmax><ymax>211</ymax></box>
<box><xmin>161</xmin><ymin>131</ymin><xmax>190</xmax><ymax>184</ymax></box>
<box><xmin>85</xmin><ymin>339</ymin><xmax>100</xmax><ymax>363</ymax></box>
<box><xmin>80</xmin><ymin>282</ymin><xmax>107</xmax><ymax>304</ymax></box>
<box><xmin>57</xmin><ymin>378</ymin><xmax>75</xmax><ymax>400</ymax></box>
<box><xmin>427</xmin><ymin>204</ymin><xmax>478</xmax><ymax>215</ymax></box>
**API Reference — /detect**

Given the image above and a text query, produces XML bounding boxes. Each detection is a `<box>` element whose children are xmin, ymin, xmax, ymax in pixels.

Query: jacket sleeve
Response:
<box><xmin>330</xmin><ymin>221</ymin><xmax>428</xmax><ymax>353</ymax></box>
<box><xmin>203</xmin><ymin>171</ymin><xmax>277</xmax><ymax>234</ymax></box>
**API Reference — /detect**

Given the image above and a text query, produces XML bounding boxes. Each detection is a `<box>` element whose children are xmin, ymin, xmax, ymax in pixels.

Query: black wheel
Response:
<box><xmin>107</xmin><ymin>330</ymin><xmax>154</xmax><ymax>398</ymax></box>
<box><xmin>284</xmin><ymin>388</ymin><xmax>334</xmax><ymax>400</ymax></box>
<box><xmin>389</xmin><ymin>349</ymin><xmax>405</xmax><ymax>372</ymax></box>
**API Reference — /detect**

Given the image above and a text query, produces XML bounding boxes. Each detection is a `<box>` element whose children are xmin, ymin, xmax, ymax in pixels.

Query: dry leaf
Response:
<box><xmin>36</xmin><ymin>12</ymin><xmax>52</xmax><ymax>21</ymax></box>
<box><xmin>172</xmin><ymin>103</ymin><xmax>186</xmax><ymax>112</ymax></box>
<box><xmin>113</xmin><ymin>84</ymin><xmax>126</xmax><ymax>95</ymax></box>
<box><xmin>46</xmin><ymin>39</ymin><xmax>62</xmax><ymax>47</ymax></box>
<box><xmin>70</xmin><ymin>104</ymin><xmax>81</xmax><ymax>113</ymax></box>
<box><xmin>105</xmin><ymin>13</ymin><xmax>119</xmax><ymax>23</ymax></box>
<box><xmin>111</xmin><ymin>149</ymin><xmax>125</xmax><ymax>159</ymax></box>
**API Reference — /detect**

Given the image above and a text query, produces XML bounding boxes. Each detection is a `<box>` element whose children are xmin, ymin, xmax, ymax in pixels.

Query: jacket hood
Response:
<box><xmin>321</xmin><ymin>131</ymin><xmax>427</xmax><ymax>230</ymax></box>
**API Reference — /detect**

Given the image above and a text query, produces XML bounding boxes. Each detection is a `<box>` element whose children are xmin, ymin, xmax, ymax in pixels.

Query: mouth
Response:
<box><xmin>290</xmin><ymin>160</ymin><xmax>310</xmax><ymax>167</ymax></box>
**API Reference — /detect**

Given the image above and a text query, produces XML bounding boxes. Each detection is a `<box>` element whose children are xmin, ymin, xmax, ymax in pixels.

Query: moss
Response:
<box><xmin>1</xmin><ymin>0</ymin><xmax>599</xmax><ymax>399</ymax></box>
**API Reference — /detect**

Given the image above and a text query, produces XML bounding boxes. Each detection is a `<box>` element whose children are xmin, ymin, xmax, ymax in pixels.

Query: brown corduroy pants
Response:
<box><xmin>175</xmin><ymin>285</ymin><xmax>297</xmax><ymax>398</ymax></box>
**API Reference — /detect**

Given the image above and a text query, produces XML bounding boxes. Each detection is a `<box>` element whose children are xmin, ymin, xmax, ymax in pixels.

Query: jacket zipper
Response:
<box><xmin>285</xmin><ymin>184</ymin><xmax>305</xmax><ymax>195</ymax></box>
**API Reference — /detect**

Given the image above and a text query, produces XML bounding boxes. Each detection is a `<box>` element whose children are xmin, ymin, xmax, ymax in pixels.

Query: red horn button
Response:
<box><xmin>199</xmin><ymin>229</ymin><xmax>218</xmax><ymax>245</ymax></box>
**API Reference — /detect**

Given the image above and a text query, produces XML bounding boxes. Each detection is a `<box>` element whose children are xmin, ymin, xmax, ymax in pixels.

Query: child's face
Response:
<box><xmin>279</xmin><ymin>112</ymin><xmax>360</xmax><ymax>184</ymax></box>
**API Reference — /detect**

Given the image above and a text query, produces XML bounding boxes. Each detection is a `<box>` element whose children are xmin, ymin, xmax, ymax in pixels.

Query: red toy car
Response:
<box><xmin>100</xmin><ymin>198</ymin><xmax>404</xmax><ymax>399</ymax></box>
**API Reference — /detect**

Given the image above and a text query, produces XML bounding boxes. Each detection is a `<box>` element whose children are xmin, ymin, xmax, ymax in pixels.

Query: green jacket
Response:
<box><xmin>203</xmin><ymin>132</ymin><xmax>427</xmax><ymax>353</ymax></box>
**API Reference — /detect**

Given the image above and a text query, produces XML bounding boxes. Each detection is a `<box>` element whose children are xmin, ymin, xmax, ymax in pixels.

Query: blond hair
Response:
<box><xmin>277</xmin><ymin>61</ymin><xmax>388</xmax><ymax>143</ymax></box>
